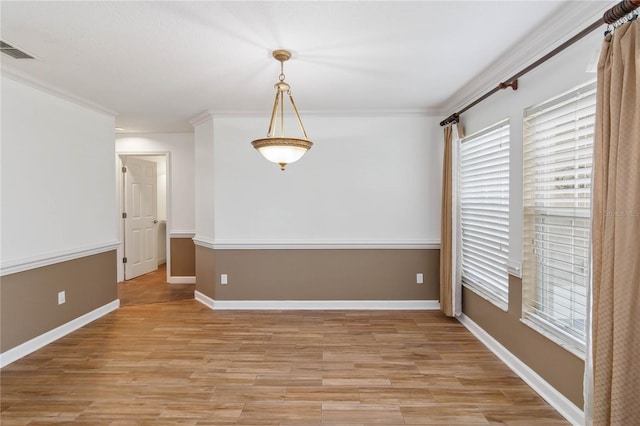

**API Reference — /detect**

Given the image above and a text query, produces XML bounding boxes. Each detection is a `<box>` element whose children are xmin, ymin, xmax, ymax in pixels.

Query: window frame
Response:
<box><xmin>521</xmin><ymin>80</ymin><xmax>596</xmax><ymax>357</ymax></box>
<box><xmin>458</xmin><ymin>119</ymin><xmax>511</xmax><ymax>310</ymax></box>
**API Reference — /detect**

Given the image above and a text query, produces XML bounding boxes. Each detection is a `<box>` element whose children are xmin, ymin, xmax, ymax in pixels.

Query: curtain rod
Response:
<box><xmin>439</xmin><ymin>0</ymin><xmax>640</xmax><ymax>127</ymax></box>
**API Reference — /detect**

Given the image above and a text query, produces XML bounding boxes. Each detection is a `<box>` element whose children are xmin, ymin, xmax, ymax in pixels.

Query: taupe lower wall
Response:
<box><xmin>462</xmin><ymin>275</ymin><xmax>584</xmax><ymax>407</ymax></box>
<box><xmin>195</xmin><ymin>245</ymin><xmax>216</xmax><ymax>299</ymax></box>
<box><xmin>195</xmin><ymin>247</ymin><xmax>439</xmax><ymax>301</ymax></box>
<box><xmin>170</xmin><ymin>238</ymin><xmax>196</xmax><ymax>276</ymax></box>
<box><xmin>0</xmin><ymin>250</ymin><xmax>117</xmax><ymax>353</ymax></box>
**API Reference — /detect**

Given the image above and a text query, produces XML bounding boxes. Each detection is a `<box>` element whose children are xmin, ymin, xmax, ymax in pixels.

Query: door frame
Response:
<box><xmin>115</xmin><ymin>151</ymin><xmax>171</xmax><ymax>283</ymax></box>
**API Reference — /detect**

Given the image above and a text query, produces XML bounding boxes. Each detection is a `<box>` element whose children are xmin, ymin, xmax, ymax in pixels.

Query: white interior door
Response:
<box><xmin>123</xmin><ymin>157</ymin><xmax>158</xmax><ymax>280</ymax></box>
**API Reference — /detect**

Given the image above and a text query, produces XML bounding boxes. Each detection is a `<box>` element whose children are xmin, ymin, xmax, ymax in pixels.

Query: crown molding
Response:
<box><xmin>441</xmin><ymin>1</ymin><xmax>614</xmax><ymax>116</ymax></box>
<box><xmin>189</xmin><ymin>110</ymin><xmax>215</xmax><ymax>127</ymax></box>
<box><xmin>303</xmin><ymin>108</ymin><xmax>441</xmax><ymax>118</ymax></box>
<box><xmin>191</xmin><ymin>108</ymin><xmax>440</xmax><ymax>121</ymax></box>
<box><xmin>116</xmin><ymin>130</ymin><xmax>194</xmax><ymax>135</ymax></box>
<box><xmin>1</xmin><ymin>66</ymin><xmax>118</xmax><ymax>117</ymax></box>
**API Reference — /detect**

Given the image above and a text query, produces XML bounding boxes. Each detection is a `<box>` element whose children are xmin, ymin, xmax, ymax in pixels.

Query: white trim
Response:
<box><xmin>442</xmin><ymin>1</ymin><xmax>611</xmax><ymax>115</ymax></box>
<box><xmin>210</xmin><ymin>240</ymin><xmax>440</xmax><ymax>250</ymax></box>
<box><xmin>1</xmin><ymin>241</ymin><xmax>120</xmax><ymax>276</ymax></box>
<box><xmin>1</xmin><ymin>67</ymin><xmax>117</xmax><ymax>117</ymax></box>
<box><xmin>195</xmin><ymin>290</ymin><xmax>216</xmax><ymax>310</ymax></box>
<box><xmin>189</xmin><ymin>111</ymin><xmax>214</xmax><ymax>127</ymax></box>
<box><xmin>116</xmin><ymin>154</ymin><xmax>125</xmax><ymax>283</ymax></box>
<box><xmin>507</xmin><ymin>260</ymin><xmax>522</xmax><ymax>278</ymax></box>
<box><xmin>458</xmin><ymin>314</ymin><xmax>584</xmax><ymax>426</ymax></box>
<box><xmin>116</xmin><ymin>150</ymin><xmax>173</xmax><ymax>156</ymax></box>
<box><xmin>170</xmin><ymin>231</ymin><xmax>196</xmax><ymax>239</ymax></box>
<box><xmin>194</xmin><ymin>294</ymin><xmax>438</xmax><ymax>312</ymax></box>
<box><xmin>303</xmin><ymin>109</ymin><xmax>439</xmax><ymax>117</ymax></box>
<box><xmin>115</xmin><ymin>152</ymin><xmax>172</xmax><ymax>284</ymax></box>
<box><xmin>0</xmin><ymin>300</ymin><xmax>120</xmax><ymax>368</ymax></box>
<box><xmin>116</xmin><ymin>130</ymin><xmax>194</xmax><ymax>135</ymax></box>
<box><xmin>193</xmin><ymin>237</ymin><xmax>440</xmax><ymax>251</ymax></box>
<box><xmin>193</xmin><ymin>236</ymin><xmax>215</xmax><ymax>250</ymax></box>
<box><xmin>212</xmin><ymin>300</ymin><xmax>440</xmax><ymax>311</ymax></box>
<box><xmin>192</xmin><ymin>108</ymin><xmax>439</xmax><ymax>120</ymax></box>
<box><xmin>168</xmin><ymin>276</ymin><xmax>196</xmax><ymax>284</ymax></box>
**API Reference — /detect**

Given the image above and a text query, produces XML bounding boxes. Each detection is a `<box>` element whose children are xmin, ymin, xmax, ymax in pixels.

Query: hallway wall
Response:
<box><xmin>1</xmin><ymin>75</ymin><xmax>118</xmax><ymax>356</ymax></box>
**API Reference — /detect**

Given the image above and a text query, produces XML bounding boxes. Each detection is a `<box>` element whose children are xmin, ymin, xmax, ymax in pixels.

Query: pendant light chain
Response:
<box><xmin>279</xmin><ymin>59</ymin><xmax>285</xmax><ymax>82</ymax></box>
<box><xmin>279</xmin><ymin>59</ymin><xmax>285</xmax><ymax>137</ymax></box>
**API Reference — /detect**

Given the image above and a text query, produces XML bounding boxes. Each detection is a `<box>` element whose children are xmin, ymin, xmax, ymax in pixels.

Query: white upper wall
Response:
<box><xmin>1</xmin><ymin>75</ymin><xmax>117</xmax><ymax>268</ymax></box>
<box><xmin>116</xmin><ymin>133</ymin><xmax>195</xmax><ymax>233</ymax></box>
<box><xmin>194</xmin><ymin>117</ymin><xmax>216</xmax><ymax>243</ymax></box>
<box><xmin>209</xmin><ymin>115</ymin><xmax>442</xmax><ymax>246</ymax></box>
<box><xmin>455</xmin><ymin>30</ymin><xmax>601</xmax><ymax>267</ymax></box>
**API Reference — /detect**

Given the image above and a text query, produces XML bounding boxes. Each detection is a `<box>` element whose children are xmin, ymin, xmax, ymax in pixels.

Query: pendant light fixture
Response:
<box><xmin>251</xmin><ymin>50</ymin><xmax>313</xmax><ymax>171</ymax></box>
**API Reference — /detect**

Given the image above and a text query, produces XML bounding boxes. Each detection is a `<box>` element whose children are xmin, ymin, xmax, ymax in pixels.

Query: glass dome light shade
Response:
<box><xmin>251</xmin><ymin>137</ymin><xmax>313</xmax><ymax>170</ymax></box>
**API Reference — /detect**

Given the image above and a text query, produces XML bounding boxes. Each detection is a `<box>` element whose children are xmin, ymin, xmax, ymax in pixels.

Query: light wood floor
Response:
<box><xmin>117</xmin><ymin>264</ymin><xmax>195</xmax><ymax>307</ymax></box>
<box><xmin>1</xmin><ymin>300</ymin><xmax>568</xmax><ymax>425</ymax></box>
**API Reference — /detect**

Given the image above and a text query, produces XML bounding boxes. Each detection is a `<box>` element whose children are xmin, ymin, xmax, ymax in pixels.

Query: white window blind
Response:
<box><xmin>522</xmin><ymin>81</ymin><xmax>596</xmax><ymax>354</ymax></box>
<box><xmin>459</xmin><ymin>120</ymin><xmax>510</xmax><ymax>308</ymax></box>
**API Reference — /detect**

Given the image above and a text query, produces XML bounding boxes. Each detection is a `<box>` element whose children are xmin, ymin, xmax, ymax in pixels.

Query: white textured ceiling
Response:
<box><xmin>0</xmin><ymin>1</ymin><xmax>606</xmax><ymax>132</ymax></box>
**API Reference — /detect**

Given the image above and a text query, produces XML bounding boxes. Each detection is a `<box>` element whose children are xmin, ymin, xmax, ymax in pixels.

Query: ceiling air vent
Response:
<box><xmin>1</xmin><ymin>41</ymin><xmax>35</xmax><ymax>59</ymax></box>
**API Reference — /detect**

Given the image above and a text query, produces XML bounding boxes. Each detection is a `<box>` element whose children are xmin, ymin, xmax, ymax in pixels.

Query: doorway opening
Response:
<box><xmin>116</xmin><ymin>153</ymin><xmax>168</xmax><ymax>283</ymax></box>
<box><xmin>116</xmin><ymin>153</ymin><xmax>194</xmax><ymax>306</ymax></box>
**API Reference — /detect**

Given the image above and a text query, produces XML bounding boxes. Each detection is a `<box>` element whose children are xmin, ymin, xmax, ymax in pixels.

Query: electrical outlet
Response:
<box><xmin>221</xmin><ymin>274</ymin><xmax>228</xmax><ymax>285</ymax></box>
<box><xmin>416</xmin><ymin>273</ymin><xmax>424</xmax><ymax>284</ymax></box>
<box><xmin>58</xmin><ymin>291</ymin><xmax>66</xmax><ymax>305</ymax></box>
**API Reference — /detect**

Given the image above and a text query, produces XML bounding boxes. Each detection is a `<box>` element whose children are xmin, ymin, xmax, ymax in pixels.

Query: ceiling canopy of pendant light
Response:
<box><xmin>251</xmin><ymin>49</ymin><xmax>313</xmax><ymax>171</ymax></box>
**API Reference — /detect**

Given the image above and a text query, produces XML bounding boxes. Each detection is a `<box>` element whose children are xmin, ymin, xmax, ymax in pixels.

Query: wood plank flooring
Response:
<box><xmin>0</xmin><ymin>299</ymin><xmax>568</xmax><ymax>425</ymax></box>
<box><xmin>117</xmin><ymin>264</ymin><xmax>195</xmax><ymax>307</ymax></box>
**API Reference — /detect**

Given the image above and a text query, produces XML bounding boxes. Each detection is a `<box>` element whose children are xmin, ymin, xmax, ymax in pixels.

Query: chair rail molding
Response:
<box><xmin>1</xmin><ymin>241</ymin><xmax>121</xmax><ymax>276</ymax></box>
<box><xmin>208</xmin><ymin>240</ymin><xmax>440</xmax><ymax>250</ymax></box>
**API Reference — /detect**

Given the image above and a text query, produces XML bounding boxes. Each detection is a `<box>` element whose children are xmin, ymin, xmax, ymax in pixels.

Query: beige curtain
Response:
<box><xmin>440</xmin><ymin>122</ymin><xmax>463</xmax><ymax>317</ymax></box>
<box><xmin>591</xmin><ymin>20</ymin><xmax>640</xmax><ymax>425</ymax></box>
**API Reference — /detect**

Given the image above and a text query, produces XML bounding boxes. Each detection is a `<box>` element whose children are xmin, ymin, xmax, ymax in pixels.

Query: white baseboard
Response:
<box><xmin>211</xmin><ymin>300</ymin><xmax>440</xmax><ymax>310</ymax></box>
<box><xmin>0</xmin><ymin>299</ymin><xmax>120</xmax><ymax>368</ymax></box>
<box><xmin>195</xmin><ymin>290</ymin><xmax>215</xmax><ymax>310</ymax></box>
<box><xmin>168</xmin><ymin>276</ymin><xmax>195</xmax><ymax>284</ymax></box>
<box><xmin>457</xmin><ymin>314</ymin><xmax>583</xmax><ymax>426</ymax></box>
<box><xmin>194</xmin><ymin>295</ymin><xmax>438</xmax><ymax>311</ymax></box>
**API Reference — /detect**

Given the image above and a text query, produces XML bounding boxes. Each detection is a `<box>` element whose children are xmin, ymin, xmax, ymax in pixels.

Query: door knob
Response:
<box><xmin>153</xmin><ymin>219</ymin><xmax>158</xmax><ymax>224</ymax></box>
